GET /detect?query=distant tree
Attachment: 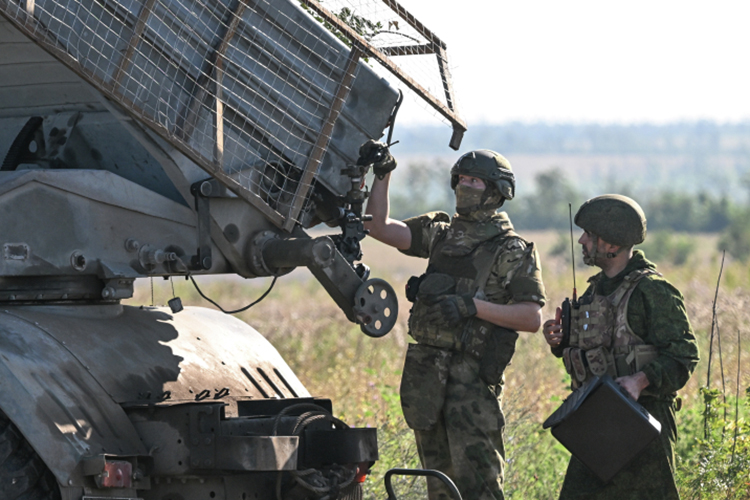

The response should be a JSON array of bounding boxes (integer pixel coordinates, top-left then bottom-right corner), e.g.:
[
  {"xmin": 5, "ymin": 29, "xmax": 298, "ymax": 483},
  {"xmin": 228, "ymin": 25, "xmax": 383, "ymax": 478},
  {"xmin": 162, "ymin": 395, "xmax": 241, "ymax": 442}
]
[
  {"xmin": 388, "ymin": 158, "xmax": 454, "ymax": 220},
  {"xmin": 509, "ymin": 167, "xmax": 584, "ymax": 231},
  {"xmin": 719, "ymin": 209, "xmax": 750, "ymax": 262},
  {"xmin": 385, "ymin": 163, "xmax": 741, "ymax": 235},
  {"xmin": 645, "ymin": 192, "xmax": 733, "ymax": 233},
  {"xmin": 719, "ymin": 177, "xmax": 750, "ymax": 261},
  {"xmin": 636, "ymin": 231, "xmax": 696, "ymax": 266}
]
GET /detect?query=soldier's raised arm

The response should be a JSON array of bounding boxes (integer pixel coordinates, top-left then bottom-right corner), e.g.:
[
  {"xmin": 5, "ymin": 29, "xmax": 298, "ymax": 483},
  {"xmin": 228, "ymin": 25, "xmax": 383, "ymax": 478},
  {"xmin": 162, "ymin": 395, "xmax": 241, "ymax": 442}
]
[{"xmin": 361, "ymin": 140, "xmax": 411, "ymax": 250}]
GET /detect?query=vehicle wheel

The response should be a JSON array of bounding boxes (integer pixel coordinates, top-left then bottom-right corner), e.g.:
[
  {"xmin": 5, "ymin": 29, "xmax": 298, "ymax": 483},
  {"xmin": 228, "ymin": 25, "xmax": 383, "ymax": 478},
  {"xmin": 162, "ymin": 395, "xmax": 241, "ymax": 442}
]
[{"xmin": 0, "ymin": 411, "xmax": 61, "ymax": 500}]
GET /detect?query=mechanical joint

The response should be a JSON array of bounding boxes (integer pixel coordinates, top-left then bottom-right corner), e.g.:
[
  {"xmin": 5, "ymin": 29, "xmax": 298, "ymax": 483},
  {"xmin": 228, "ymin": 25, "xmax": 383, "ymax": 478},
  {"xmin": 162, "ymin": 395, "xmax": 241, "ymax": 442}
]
[
  {"xmin": 138, "ymin": 245, "xmax": 179, "ymax": 272},
  {"xmin": 247, "ymin": 232, "xmax": 335, "ymax": 276}
]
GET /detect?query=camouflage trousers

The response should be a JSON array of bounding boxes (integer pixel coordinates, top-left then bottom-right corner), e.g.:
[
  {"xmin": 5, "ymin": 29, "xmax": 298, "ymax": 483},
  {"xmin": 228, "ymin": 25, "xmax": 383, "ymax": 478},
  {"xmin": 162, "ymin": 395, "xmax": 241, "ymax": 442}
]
[
  {"xmin": 558, "ymin": 398, "xmax": 679, "ymax": 500},
  {"xmin": 411, "ymin": 353, "xmax": 506, "ymax": 500}
]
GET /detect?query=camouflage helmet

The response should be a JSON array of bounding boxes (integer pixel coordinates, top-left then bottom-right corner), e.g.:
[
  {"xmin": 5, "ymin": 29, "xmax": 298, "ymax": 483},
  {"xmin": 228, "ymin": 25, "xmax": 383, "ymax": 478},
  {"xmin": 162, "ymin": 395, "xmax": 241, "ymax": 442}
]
[
  {"xmin": 575, "ymin": 194, "xmax": 647, "ymax": 247},
  {"xmin": 450, "ymin": 150, "xmax": 515, "ymax": 200}
]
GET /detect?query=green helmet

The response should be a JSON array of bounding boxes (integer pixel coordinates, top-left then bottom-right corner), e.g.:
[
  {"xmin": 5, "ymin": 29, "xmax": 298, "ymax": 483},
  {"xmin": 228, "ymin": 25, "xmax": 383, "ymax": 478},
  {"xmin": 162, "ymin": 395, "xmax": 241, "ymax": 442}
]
[
  {"xmin": 450, "ymin": 150, "xmax": 515, "ymax": 200},
  {"xmin": 575, "ymin": 194, "xmax": 647, "ymax": 247}
]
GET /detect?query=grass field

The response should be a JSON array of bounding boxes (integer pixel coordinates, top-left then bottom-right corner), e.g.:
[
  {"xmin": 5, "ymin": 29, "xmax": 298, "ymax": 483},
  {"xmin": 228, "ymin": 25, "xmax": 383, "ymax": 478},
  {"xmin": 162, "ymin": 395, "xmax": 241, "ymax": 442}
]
[{"xmin": 126, "ymin": 230, "xmax": 750, "ymax": 499}]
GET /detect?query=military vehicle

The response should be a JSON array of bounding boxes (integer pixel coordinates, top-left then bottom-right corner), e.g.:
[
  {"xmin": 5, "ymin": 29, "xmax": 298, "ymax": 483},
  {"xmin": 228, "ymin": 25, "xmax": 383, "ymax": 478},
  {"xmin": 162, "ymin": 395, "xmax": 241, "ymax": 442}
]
[{"xmin": 0, "ymin": 0, "xmax": 465, "ymax": 498}]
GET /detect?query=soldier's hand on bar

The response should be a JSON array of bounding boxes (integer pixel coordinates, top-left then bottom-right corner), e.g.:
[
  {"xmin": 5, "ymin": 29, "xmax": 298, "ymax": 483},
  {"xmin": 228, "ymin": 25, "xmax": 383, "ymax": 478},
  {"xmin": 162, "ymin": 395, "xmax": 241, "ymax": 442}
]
[
  {"xmin": 357, "ymin": 139, "xmax": 396, "ymax": 179},
  {"xmin": 543, "ymin": 306, "xmax": 563, "ymax": 347},
  {"xmin": 615, "ymin": 372, "xmax": 650, "ymax": 401}
]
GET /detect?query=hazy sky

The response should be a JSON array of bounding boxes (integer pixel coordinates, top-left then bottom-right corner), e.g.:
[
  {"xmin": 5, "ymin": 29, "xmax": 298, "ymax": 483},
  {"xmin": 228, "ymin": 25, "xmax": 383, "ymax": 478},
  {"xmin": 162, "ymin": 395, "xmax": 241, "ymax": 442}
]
[{"xmin": 394, "ymin": 0, "xmax": 750, "ymax": 126}]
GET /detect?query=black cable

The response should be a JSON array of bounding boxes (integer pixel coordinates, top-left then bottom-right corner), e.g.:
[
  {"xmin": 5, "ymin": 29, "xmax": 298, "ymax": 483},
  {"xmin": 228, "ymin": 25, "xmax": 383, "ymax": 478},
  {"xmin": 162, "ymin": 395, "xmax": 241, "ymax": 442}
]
[
  {"xmin": 386, "ymin": 90, "xmax": 403, "ymax": 146},
  {"xmin": 188, "ymin": 274, "xmax": 278, "ymax": 314}
]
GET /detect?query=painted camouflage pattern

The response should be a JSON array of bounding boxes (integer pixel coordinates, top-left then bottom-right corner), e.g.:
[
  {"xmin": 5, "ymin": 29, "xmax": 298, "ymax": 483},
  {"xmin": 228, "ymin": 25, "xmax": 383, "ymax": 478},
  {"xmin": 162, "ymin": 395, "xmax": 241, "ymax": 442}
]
[
  {"xmin": 556, "ymin": 250, "xmax": 699, "ymax": 499},
  {"xmin": 399, "ymin": 211, "xmax": 546, "ymax": 500}
]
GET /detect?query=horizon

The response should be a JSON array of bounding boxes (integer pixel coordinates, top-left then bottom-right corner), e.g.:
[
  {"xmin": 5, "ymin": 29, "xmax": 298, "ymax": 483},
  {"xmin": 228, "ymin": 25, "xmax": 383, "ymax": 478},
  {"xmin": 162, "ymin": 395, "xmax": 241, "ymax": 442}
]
[{"xmin": 397, "ymin": 119, "xmax": 750, "ymax": 129}]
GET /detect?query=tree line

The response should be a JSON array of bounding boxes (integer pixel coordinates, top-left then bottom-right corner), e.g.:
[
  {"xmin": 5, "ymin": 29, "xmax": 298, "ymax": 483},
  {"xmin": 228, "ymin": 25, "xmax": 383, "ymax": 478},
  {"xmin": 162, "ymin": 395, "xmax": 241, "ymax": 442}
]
[
  {"xmin": 387, "ymin": 163, "xmax": 750, "ymax": 261},
  {"xmin": 398, "ymin": 122, "xmax": 750, "ymax": 156}
]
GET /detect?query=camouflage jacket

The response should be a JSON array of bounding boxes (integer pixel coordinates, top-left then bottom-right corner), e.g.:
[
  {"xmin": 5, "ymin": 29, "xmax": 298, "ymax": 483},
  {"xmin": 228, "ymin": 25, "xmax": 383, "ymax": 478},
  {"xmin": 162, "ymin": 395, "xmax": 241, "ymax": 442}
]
[
  {"xmin": 563, "ymin": 250, "xmax": 699, "ymax": 397},
  {"xmin": 400, "ymin": 211, "xmax": 546, "ymax": 308}
]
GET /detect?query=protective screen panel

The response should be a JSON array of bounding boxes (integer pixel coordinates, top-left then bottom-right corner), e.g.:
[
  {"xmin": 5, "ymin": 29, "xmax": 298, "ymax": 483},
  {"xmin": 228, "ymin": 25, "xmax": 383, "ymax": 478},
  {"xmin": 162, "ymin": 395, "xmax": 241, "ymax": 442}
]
[
  {"xmin": 0, "ymin": 0, "xmax": 464, "ymax": 230},
  {"xmin": 0, "ymin": 1, "xmax": 390, "ymax": 227}
]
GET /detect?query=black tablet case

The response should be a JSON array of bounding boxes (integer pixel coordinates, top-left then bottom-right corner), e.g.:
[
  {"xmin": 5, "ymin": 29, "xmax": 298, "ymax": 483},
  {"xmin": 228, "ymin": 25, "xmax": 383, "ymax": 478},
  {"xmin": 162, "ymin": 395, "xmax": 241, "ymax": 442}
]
[{"xmin": 543, "ymin": 375, "xmax": 662, "ymax": 482}]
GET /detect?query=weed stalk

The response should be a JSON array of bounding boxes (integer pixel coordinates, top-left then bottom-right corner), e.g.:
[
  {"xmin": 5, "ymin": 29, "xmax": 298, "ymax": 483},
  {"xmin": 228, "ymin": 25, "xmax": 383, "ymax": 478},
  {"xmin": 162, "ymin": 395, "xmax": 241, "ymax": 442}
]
[
  {"xmin": 704, "ymin": 250, "xmax": 725, "ymax": 440},
  {"xmin": 731, "ymin": 329, "xmax": 740, "ymax": 464}
]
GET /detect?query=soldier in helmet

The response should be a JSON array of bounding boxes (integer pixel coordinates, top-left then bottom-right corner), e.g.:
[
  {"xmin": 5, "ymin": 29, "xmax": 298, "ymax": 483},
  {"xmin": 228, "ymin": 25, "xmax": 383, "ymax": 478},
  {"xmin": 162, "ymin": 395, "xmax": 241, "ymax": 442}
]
[
  {"xmin": 543, "ymin": 195, "xmax": 699, "ymax": 500},
  {"xmin": 362, "ymin": 141, "xmax": 546, "ymax": 500}
]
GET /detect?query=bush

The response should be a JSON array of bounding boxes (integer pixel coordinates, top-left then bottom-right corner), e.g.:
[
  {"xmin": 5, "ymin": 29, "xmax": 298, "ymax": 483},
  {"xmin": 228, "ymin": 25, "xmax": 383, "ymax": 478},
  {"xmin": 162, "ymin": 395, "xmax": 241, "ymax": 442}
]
[
  {"xmin": 389, "ymin": 159, "xmax": 455, "ymax": 220},
  {"xmin": 676, "ymin": 388, "xmax": 750, "ymax": 500},
  {"xmin": 719, "ymin": 209, "xmax": 750, "ymax": 262},
  {"xmin": 637, "ymin": 231, "xmax": 697, "ymax": 266},
  {"xmin": 510, "ymin": 168, "xmax": 584, "ymax": 231},
  {"xmin": 646, "ymin": 192, "xmax": 733, "ymax": 233}
]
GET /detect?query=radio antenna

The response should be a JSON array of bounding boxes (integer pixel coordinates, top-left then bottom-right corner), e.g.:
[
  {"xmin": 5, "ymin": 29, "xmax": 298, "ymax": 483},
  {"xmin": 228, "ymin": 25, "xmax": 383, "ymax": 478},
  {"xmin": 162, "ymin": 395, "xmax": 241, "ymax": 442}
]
[{"xmin": 568, "ymin": 203, "xmax": 578, "ymax": 302}]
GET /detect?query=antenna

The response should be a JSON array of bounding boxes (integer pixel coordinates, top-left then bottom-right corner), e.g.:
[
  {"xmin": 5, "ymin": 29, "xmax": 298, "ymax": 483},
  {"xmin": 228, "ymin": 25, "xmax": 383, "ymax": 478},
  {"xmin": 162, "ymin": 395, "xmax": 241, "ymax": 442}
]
[
  {"xmin": 559, "ymin": 203, "xmax": 578, "ymax": 350},
  {"xmin": 568, "ymin": 203, "xmax": 578, "ymax": 302}
]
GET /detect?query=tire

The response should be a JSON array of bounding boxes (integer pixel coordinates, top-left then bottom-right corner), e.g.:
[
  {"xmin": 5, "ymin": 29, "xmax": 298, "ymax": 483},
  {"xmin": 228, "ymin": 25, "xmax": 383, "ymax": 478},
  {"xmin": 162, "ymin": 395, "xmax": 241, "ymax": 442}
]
[{"xmin": 0, "ymin": 411, "xmax": 61, "ymax": 500}]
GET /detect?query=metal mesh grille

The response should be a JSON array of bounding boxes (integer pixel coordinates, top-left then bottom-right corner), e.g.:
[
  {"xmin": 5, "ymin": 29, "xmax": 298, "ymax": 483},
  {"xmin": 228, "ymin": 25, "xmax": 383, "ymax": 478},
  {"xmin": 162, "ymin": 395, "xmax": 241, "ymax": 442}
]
[
  {"xmin": 299, "ymin": 0, "xmax": 460, "ymax": 122},
  {"xmin": 0, "ymin": 0, "xmax": 463, "ymax": 229}
]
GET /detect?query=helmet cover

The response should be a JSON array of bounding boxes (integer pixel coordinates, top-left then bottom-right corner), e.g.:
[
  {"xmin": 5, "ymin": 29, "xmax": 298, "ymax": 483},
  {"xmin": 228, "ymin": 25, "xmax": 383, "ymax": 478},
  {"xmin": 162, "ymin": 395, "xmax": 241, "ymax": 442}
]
[
  {"xmin": 574, "ymin": 194, "xmax": 647, "ymax": 247},
  {"xmin": 450, "ymin": 150, "xmax": 515, "ymax": 200}
]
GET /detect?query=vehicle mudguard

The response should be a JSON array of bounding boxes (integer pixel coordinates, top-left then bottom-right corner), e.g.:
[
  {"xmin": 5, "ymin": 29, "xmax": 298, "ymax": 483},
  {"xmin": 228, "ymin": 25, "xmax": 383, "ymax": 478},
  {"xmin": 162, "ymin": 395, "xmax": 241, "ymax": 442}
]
[
  {"xmin": 0, "ymin": 307, "xmax": 147, "ymax": 488},
  {"xmin": 0, "ymin": 304, "xmax": 309, "ymax": 488}
]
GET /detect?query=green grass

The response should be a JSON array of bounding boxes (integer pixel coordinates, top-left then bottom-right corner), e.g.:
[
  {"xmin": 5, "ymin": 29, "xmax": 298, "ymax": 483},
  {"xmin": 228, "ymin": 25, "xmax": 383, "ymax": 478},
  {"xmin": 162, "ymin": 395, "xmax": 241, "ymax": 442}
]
[{"xmin": 126, "ymin": 231, "xmax": 750, "ymax": 499}]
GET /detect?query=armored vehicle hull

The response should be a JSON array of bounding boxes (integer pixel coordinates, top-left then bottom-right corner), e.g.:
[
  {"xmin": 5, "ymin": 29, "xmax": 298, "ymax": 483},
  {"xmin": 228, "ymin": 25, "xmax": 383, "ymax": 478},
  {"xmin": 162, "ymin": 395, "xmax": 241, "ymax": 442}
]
[{"xmin": 0, "ymin": 304, "xmax": 375, "ymax": 499}]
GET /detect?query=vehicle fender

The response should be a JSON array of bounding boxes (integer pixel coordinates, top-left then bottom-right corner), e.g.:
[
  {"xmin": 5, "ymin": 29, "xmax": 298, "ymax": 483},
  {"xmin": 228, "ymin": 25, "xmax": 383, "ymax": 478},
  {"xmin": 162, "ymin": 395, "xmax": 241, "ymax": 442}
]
[
  {"xmin": 0, "ymin": 303, "xmax": 310, "ymax": 487},
  {"xmin": 0, "ymin": 308, "xmax": 148, "ymax": 488}
]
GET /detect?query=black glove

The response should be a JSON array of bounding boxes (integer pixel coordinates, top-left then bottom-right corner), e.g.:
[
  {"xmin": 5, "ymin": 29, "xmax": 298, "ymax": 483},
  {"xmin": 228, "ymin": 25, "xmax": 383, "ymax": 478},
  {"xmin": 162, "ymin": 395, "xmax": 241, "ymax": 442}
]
[
  {"xmin": 357, "ymin": 139, "xmax": 397, "ymax": 179},
  {"xmin": 425, "ymin": 294, "xmax": 477, "ymax": 327}
]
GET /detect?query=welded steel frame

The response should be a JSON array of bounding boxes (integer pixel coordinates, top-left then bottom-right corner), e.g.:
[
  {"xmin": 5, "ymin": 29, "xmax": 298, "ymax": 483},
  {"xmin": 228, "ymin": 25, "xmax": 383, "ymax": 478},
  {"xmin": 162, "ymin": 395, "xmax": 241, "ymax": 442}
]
[
  {"xmin": 0, "ymin": 0, "xmax": 466, "ymax": 231},
  {"xmin": 283, "ymin": 46, "xmax": 362, "ymax": 232},
  {"xmin": 0, "ymin": 0, "xmax": 287, "ymax": 226},
  {"xmin": 301, "ymin": 0, "xmax": 466, "ymax": 149}
]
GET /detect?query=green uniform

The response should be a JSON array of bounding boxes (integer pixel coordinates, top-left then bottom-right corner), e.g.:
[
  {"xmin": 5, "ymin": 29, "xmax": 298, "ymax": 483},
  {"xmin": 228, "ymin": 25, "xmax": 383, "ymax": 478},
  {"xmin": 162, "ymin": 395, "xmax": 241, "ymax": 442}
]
[
  {"xmin": 554, "ymin": 250, "xmax": 699, "ymax": 500},
  {"xmin": 399, "ymin": 211, "xmax": 546, "ymax": 500}
]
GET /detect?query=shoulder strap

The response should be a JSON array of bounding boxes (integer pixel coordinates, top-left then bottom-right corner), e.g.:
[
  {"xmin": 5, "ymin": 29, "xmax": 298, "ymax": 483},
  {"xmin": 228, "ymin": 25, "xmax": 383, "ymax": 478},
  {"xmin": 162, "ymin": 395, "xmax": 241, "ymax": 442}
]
[
  {"xmin": 475, "ymin": 232, "xmax": 520, "ymax": 296},
  {"xmin": 609, "ymin": 268, "xmax": 660, "ymax": 307},
  {"xmin": 612, "ymin": 268, "xmax": 661, "ymax": 345},
  {"xmin": 428, "ymin": 224, "xmax": 450, "ymax": 256}
]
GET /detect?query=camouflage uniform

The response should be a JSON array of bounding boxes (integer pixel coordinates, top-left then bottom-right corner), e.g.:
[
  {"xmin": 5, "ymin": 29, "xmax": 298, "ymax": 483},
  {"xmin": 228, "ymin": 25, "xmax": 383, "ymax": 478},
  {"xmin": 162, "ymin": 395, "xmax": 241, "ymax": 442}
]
[
  {"xmin": 553, "ymin": 250, "xmax": 699, "ymax": 500},
  {"xmin": 399, "ymin": 210, "xmax": 546, "ymax": 500}
]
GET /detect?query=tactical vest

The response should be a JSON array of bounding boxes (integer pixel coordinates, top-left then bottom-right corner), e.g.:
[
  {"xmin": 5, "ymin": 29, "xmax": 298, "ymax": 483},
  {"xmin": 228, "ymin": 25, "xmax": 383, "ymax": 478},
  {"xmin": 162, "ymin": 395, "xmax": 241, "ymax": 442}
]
[
  {"xmin": 563, "ymin": 268, "xmax": 661, "ymax": 389},
  {"xmin": 408, "ymin": 227, "xmax": 518, "ymax": 360}
]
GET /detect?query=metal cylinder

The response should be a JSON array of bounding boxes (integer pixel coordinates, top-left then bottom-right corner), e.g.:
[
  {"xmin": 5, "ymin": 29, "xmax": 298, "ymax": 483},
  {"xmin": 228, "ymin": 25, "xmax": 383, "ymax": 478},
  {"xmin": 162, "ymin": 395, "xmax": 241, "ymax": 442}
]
[{"xmin": 261, "ymin": 236, "xmax": 336, "ymax": 271}]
